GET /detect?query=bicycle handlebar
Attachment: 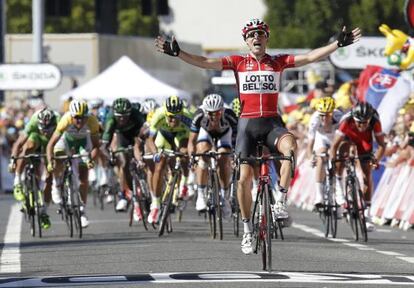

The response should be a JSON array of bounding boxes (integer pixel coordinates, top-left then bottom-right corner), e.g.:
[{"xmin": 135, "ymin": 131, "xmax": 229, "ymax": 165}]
[
  {"xmin": 14, "ymin": 153, "xmax": 46, "ymax": 160},
  {"xmin": 52, "ymin": 153, "xmax": 90, "ymax": 160}
]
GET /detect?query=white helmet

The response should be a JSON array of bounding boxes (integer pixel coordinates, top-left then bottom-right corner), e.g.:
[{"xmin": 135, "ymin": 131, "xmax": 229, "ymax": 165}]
[
  {"xmin": 142, "ymin": 98, "xmax": 159, "ymax": 113},
  {"xmin": 203, "ymin": 94, "xmax": 224, "ymax": 112}
]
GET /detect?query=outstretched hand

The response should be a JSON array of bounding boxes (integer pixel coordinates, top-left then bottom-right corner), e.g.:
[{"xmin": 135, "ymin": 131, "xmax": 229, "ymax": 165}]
[
  {"xmin": 155, "ymin": 36, "xmax": 181, "ymax": 57},
  {"xmin": 336, "ymin": 26, "xmax": 362, "ymax": 47}
]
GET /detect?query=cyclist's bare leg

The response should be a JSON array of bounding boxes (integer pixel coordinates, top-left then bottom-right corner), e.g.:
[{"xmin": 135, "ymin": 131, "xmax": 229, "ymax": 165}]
[
  {"xmin": 78, "ymin": 165, "xmax": 89, "ymax": 204},
  {"xmin": 314, "ymin": 147, "xmax": 328, "ymax": 206},
  {"xmin": 178, "ymin": 139, "xmax": 189, "ymax": 177},
  {"xmin": 359, "ymin": 161, "xmax": 372, "ymax": 203},
  {"xmin": 153, "ymin": 157, "xmax": 167, "ymax": 198},
  {"xmin": 237, "ymin": 164, "xmax": 254, "ymax": 220},
  {"xmin": 195, "ymin": 141, "xmax": 211, "ymax": 185},
  {"xmin": 276, "ymin": 133, "xmax": 297, "ymax": 190},
  {"xmin": 217, "ymin": 147, "xmax": 232, "ymax": 191}
]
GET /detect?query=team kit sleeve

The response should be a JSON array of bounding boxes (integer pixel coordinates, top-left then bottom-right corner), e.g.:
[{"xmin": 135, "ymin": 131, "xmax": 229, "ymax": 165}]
[
  {"xmin": 221, "ymin": 55, "xmax": 244, "ymax": 70},
  {"xmin": 274, "ymin": 54, "xmax": 296, "ymax": 69},
  {"xmin": 101, "ymin": 113, "xmax": 116, "ymax": 143},
  {"xmin": 87, "ymin": 116, "xmax": 101, "ymax": 137},
  {"xmin": 24, "ymin": 113, "xmax": 39, "ymax": 135},
  {"xmin": 307, "ymin": 112, "xmax": 319, "ymax": 139},
  {"xmin": 190, "ymin": 108, "xmax": 204, "ymax": 133},
  {"xmin": 149, "ymin": 108, "xmax": 164, "ymax": 136},
  {"xmin": 55, "ymin": 112, "xmax": 72, "ymax": 135}
]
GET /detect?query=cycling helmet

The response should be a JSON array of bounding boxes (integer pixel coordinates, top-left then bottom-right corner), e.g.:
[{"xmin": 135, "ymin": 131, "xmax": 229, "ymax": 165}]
[
  {"xmin": 352, "ymin": 102, "xmax": 374, "ymax": 122},
  {"xmin": 88, "ymin": 98, "xmax": 104, "ymax": 109},
  {"xmin": 113, "ymin": 98, "xmax": 132, "ymax": 116},
  {"xmin": 203, "ymin": 94, "xmax": 224, "ymax": 112},
  {"xmin": 69, "ymin": 100, "xmax": 89, "ymax": 117},
  {"xmin": 142, "ymin": 98, "xmax": 159, "ymax": 113},
  {"xmin": 231, "ymin": 98, "xmax": 241, "ymax": 116},
  {"xmin": 316, "ymin": 97, "xmax": 335, "ymax": 114},
  {"xmin": 164, "ymin": 95, "xmax": 183, "ymax": 116},
  {"xmin": 242, "ymin": 18, "xmax": 270, "ymax": 39},
  {"xmin": 37, "ymin": 107, "xmax": 56, "ymax": 129}
]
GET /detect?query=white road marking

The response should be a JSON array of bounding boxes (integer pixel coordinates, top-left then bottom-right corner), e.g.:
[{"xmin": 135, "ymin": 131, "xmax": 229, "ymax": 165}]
[
  {"xmin": 377, "ymin": 251, "xmax": 404, "ymax": 256},
  {"xmin": 0, "ymin": 204, "xmax": 22, "ymax": 273},
  {"xmin": 397, "ymin": 257, "xmax": 414, "ymax": 264},
  {"xmin": 292, "ymin": 222, "xmax": 414, "ymax": 266}
]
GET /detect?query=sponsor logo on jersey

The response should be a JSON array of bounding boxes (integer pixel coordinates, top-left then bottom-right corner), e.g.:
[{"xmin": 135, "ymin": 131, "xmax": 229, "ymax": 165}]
[{"xmin": 238, "ymin": 71, "xmax": 280, "ymax": 93}]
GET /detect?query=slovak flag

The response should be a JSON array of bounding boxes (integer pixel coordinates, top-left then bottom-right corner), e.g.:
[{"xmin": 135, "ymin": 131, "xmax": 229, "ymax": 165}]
[{"xmin": 356, "ymin": 65, "xmax": 411, "ymax": 134}]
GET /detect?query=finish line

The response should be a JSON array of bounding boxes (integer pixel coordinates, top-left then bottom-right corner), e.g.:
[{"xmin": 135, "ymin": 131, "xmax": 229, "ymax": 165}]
[{"xmin": 1, "ymin": 271, "xmax": 414, "ymax": 287}]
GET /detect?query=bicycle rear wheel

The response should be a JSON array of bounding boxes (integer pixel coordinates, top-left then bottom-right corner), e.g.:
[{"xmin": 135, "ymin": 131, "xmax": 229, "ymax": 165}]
[{"xmin": 158, "ymin": 174, "xmax": 178, "ymax": 237}]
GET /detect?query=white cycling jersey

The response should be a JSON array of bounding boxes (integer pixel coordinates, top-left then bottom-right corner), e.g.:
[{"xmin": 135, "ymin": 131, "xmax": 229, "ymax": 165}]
[{"xmin": 308, "ymin": 109, "xmax": 343, "ymax": 151}]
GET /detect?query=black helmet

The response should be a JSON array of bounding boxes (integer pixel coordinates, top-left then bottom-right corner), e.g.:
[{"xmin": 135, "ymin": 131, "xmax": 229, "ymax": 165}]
[
  {"xmin": 164, "ymin": 95, "xmax": 183, "ymax": 116},
  {"xmin": 352, "ymin": 102, "xmax": 374, "ymax": 122},
  {"xmin": 113, "ymin": 98, "xmax": 132, "ymax": 116}
]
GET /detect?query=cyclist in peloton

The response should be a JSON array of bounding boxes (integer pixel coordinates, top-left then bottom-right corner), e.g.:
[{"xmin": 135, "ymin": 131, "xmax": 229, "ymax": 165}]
[
  {"xmin": 188, "ymin": 94, "xmax": 238, "ymax": 216},
  {"xmin": 101, "ymin": 98, "xmax": 146, "ymax": 216},
  {"xmin": 329, "ymin": 102, "xmax": 386, "ymax": 231},
  {"xmin": 155, "ymin": 18, "xmax": 361, "ymax": 254},
  {"xmin": 307, "ymin": 97, "xmax": 344, "ymax": 210},
  {"xmin": 147, "ymin": 96, "xmax": 193, "ymax": 224},
  {"xmin": 9, "ymin": 107, "xmax": 60, "ymax": 229},
  {"xmin": 46, "ymin": 100, "xmax": 100, "ymax": 228}
]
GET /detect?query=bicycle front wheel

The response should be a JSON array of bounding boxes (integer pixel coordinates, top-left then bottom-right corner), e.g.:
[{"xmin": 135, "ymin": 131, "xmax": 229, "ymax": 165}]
[
  {"xmin": 212, "ymin": 172, "xmax": 223, "ymax": 240},
  {"xmin": 357, "ymin": 189, "xmax": 368, "ymax": 242},
  {"xmin": 158, "ymin": 174, "xmax": 178, "ymax": 237}
]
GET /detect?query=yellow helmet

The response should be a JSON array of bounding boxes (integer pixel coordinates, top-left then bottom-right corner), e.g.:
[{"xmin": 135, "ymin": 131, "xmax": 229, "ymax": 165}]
[
  {"xmin": 69, "ymin": 100, "xmax": 89, "ymax": 117},
  {"xmin": 316, "ymin": 97, "xmax": 335, "ymax": 113}
]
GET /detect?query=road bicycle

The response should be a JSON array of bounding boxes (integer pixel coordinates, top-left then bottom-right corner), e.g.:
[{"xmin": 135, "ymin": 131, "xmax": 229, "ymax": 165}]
[
  {"xmin": 336, "ymin": 155, "xmax": 370, "ymax": 242},
  {"xmin": 242, "ymin": 143, "xmax": 295, "ymax": 271},
  {"xmin": 314, "ymin": 152, "xmax": 338, "ymax": 238},
  {"xmin": 16, "ymin": 154, "xmax": 46, "ymax": 238},
  {"xmin": 53, "ymin": 153, "xmax": 86, "ymax": 238},
  {"xmin": 192, "ymin": 150, "xmax": 233, "ymax": 240},
  {"xmin": 156, "ymin": 149, "xmax": 187, "ymax": 237},
  {"xmin": 110, "ymin": 146, "xmax": 151, "ymax": 230}
]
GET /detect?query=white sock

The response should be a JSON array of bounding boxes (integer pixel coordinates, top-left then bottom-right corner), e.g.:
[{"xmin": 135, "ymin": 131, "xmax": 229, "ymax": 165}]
[
  {"xmin": 14, "ymin": 174, "xmax": 22, "ymax": 186},
  {"xmin": 242, "ymin": 218, "xmax": 252, "ymax": 234}
]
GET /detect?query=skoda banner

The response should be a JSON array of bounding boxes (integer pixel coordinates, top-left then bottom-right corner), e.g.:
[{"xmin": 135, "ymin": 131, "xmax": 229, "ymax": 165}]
[
  {"xmin": 0, "ymin": 63, "xmax": 62, "ymax": 90},
  {"xmin": 329, "ymin": 37, "xmax": 390, "ymax": 69}
]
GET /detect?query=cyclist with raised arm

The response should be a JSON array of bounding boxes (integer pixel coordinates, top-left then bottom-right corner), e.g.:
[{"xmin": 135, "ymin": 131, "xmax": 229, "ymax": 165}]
[
  {"xmin": 147, "ymin": 96, "xmax": 193, "ymax": 224},
  {"xmin": 188, "ymin": 94, "xmax": 237, "ymax": 216},
  {"xmin": 46, "ymin": 100, "xmax": 100, "ymax": 228},
  {"xmin": 9, "ymin": 107, "xmax": 60, "ymax": 229},
  {"xmin": 329, "ymin": 102, "xmax": 386, "ymax": 231},
  {"xmin": 307, "ymin": 97, "xmax": 344, "ymax": 209},
  {"xmin": 101, "ymin": 98, "xmax": 146, "ymax": 215},
  {"xmin": 155, "ymin": 18, "xmax": 361, "ymax": 254}
]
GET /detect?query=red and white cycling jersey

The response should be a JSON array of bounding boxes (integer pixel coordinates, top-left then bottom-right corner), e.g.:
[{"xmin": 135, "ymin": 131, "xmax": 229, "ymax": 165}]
[
  {"xmin": 337, "ymin": 114, "xmax": 384, "ymax": 154},
  {"xmin": 221, "ymin": 54, "xmax": 295, "ymax": 118}
]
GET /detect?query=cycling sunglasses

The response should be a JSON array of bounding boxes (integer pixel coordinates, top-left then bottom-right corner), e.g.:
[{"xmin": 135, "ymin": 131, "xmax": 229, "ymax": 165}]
[{"xmin": 245, "ymin": 30, "xmax": 267, "ymax": 39}]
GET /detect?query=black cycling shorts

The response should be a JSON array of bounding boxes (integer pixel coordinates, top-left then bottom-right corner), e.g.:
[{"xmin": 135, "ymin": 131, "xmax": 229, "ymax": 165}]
[{"xmin": 235, "ymin": 116, "xmax": 288, "ymax": 160}]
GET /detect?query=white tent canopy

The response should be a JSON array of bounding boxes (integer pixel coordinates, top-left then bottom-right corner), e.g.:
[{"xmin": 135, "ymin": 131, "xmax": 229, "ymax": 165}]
[{"xmin": 61, "ymin": 56, "xmax": 191, "ymax": 105}]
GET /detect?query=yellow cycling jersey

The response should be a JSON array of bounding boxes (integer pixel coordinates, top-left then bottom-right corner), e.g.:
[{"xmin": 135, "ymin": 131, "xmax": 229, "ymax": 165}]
[
  {"xmin": 149, "ymin": 106, "xmax": 193, "ymax": 136},
  {"xmin": 56, "ymin": 112, "xmax": 100, "ymax": 140}
]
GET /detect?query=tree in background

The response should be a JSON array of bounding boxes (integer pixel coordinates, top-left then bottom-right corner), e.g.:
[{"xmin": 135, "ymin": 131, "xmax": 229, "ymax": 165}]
[
  {"xmin": 7, "ymin": 0, "xmax": 158, "ymax": 36},
  {"xmin": 264, "ymin": 0, "xmax": 407, "ymax": 48}
]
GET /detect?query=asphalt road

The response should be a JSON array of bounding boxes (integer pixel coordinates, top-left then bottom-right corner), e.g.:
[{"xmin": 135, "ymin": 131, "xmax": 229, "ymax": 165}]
[{"xmin": 0, "ymin": 192, "xmax": 413, "ymax": 288}]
